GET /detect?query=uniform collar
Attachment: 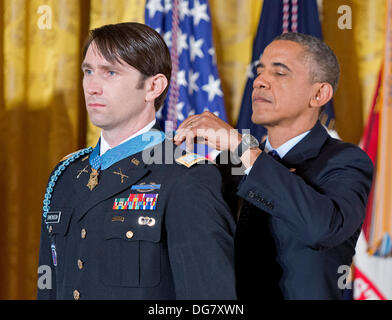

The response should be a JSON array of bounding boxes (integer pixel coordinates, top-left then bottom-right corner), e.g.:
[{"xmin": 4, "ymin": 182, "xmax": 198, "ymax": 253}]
[{"xmin": 100, "ymin": 119, "xmax": 157, "ymax": 156}]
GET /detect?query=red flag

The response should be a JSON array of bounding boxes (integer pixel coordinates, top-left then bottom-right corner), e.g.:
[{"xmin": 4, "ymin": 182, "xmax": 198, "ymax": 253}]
[{"xmin": 353, "ymin": 0, "xmax": 392, "ymax": 300}]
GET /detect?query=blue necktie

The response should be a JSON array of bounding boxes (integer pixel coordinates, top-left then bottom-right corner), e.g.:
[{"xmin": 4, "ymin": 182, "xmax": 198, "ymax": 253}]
[{"xmin": 268, "ymin": 150, "xmax": 281, "ymax": 161}]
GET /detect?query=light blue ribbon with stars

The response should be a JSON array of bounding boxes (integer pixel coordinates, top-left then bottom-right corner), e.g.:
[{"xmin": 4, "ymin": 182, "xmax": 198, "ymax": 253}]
[{"xmin": 89, "ymin": 130, "xmax": 166, "ymax": 170}]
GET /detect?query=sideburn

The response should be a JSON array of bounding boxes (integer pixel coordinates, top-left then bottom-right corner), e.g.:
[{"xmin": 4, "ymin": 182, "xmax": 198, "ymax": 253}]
[{"xmin": 136, "ymin": 74, "xmax": 148, "ymax": 90}]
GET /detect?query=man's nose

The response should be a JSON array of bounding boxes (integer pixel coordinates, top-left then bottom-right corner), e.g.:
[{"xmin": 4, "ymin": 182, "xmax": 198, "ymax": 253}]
[
  {"xmin": 85, "ymin": 77, "xmax": 103, "ymax": 96},
  {"xmin": 253, "ymin": 72, "xmax": 270, "ymax": 90}
]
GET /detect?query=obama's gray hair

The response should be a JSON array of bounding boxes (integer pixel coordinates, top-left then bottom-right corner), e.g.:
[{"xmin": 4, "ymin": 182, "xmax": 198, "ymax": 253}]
[{"xmin": 274, "ymin": 32, "xmax": 340, "ymax": 93}]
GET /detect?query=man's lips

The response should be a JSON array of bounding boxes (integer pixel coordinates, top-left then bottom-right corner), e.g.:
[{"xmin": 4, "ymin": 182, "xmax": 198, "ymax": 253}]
[
  {"xmin": 88, "ymin": 103, "xmax": 106, "ymax": 107},
  {"xmin": 253, "ymin": 96, "xmax": 272, "ymax": 103}
]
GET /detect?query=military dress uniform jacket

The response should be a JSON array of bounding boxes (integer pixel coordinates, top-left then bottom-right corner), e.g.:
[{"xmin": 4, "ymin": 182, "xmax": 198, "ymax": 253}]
[
  {"xmin": 221, "ymin": 121, "xmax": 373, "ymax": 300},
  {"xmin": 37, "ymin": 136, "xmax": 237, "ymax": 300}
]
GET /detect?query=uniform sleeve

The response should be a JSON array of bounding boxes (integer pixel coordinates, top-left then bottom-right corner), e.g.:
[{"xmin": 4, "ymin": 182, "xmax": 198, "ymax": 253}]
[
  {"xmin": 237, "ymin": 146, "xmax": 374, "ymax": 249},
  {"xmin": 37, "ymin": 164, "xmax": 61, "ymax": 300},
  {"xmin": 37, "ymin": 216, "xmax": 57, "ymax": 300},
  {"xmin": 165, "ymin": 164, "xmax": 237, "ymax": 299}
]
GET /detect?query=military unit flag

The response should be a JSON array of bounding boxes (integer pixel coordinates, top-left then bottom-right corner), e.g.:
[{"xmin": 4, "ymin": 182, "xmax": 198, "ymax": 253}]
[{"xmin": 353, "ymin": 0, "xmax": 392, "ymax": 300}]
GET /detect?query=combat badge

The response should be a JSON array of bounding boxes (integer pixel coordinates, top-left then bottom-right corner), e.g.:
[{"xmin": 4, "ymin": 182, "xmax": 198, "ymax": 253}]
[{"xmin": 131, "ymin": 182, "xmax": 161, "ymax": 192}]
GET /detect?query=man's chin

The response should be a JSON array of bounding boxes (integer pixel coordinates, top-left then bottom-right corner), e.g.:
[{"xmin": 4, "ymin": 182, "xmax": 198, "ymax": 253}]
[
  {"xmin": 88, "ymin": 118, "xmax": 107, "ymax": 129},
  {"xmin": 87, "ymin": 112, "xmax": 107, "ymax": 128},
  {"xmin": 251, "ymin": 114, "xmax": 265, "ymax": 126}
]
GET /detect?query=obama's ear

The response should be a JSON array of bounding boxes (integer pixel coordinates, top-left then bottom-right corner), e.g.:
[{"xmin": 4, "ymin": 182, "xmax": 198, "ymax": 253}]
[{"xmin": 310, "ymin": 82, "xmax": 333, "ymax": 109}]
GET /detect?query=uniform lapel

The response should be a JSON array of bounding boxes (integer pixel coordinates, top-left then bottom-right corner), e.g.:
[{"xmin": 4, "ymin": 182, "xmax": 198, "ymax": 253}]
[
  {"xmin": 73, "ymin": 121, "xmax": 165, "ymax": 221},
  {"xmin": 75, "ymin": 151, "xmax": 150, "ymax": 222},
  {"xmin": 71, "ymin": 154, "xmax": 94, "ymax": 200}
]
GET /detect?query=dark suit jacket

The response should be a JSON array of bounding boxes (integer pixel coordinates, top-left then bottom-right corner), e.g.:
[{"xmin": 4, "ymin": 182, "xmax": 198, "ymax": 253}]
[
  {"xmin": 220, "ymin": 121, "xmax": 373, "ymax": 300},
  {"xmin": 37, "ymin": 132, "xmax": 237, "ymax": 300}
]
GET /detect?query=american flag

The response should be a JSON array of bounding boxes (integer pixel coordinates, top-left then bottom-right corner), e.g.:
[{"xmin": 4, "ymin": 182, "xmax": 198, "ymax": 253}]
[{"xmin": 145, "ymin": 0, "xmax": 227, "ymax": 132}]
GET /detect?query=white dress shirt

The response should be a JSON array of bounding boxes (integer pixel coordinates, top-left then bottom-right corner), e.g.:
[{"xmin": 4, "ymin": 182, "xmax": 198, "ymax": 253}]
[
  {"xmin": 244, "ymin": 130, "xmax": 310, "ymax": 175},
  {"xmin": 100, "ymin": 119, "xmax": 157, "ymax": 156}
]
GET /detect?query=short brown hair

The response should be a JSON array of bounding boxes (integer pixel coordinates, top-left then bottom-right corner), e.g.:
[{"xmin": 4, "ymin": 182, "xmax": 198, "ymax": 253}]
[{"xmin": 83, "ymin": 22, "xmax": 172, "ymax": 111}]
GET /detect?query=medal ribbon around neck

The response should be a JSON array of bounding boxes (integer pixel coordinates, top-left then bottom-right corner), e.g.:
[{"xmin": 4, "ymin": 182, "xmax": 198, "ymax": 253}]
[{"xmin": 89, "ymin": 130, "xmax": 166, "ymax": 171}]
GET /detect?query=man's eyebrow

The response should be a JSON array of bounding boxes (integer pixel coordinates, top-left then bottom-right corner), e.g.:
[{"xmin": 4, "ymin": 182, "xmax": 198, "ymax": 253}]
[
  {"xmin": 255, "ymin": 62, "xmax": 292, "ymax": 73},
  {"xmin": 255, "ymin": 62, "xmax": 264, "ymax": 69},
  {"xmin": 81, "ymin": 62, "xmax": 120, "ymax": 70},
  {"xmin": 272, "ymin": 62, "xmax": 292, "ymax": 72},
  {"xmin": 81, "ymin": 62, "xmax": 91, "ymax": 70}
]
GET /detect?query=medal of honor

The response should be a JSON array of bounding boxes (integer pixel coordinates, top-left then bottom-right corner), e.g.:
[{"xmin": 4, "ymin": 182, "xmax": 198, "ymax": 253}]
[
  {"xmin": 87, "ymin": 168, "xmax": 99, "ymax": 191},
  {"xmin": 86, "ymin": 132, "xmax": 165, "ymax": 192}
]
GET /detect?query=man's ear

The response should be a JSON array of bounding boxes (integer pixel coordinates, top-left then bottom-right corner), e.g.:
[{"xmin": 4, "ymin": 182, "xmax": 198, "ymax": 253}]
[
  {"xmin": 310, "ymin": 82, "xmax": 333, "ymax": 108},
  {"xmin": 145, "ymin": 74, "xmax": 168, "ymax": 102}
]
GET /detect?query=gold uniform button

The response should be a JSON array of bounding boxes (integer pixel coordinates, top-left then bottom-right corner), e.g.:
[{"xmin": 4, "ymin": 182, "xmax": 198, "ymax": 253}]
[
  {"xmin": 81, "ymin": 229, "xmax": 87, "ymax": 239},
  {"xmin": 126, "ymin": 231, "xmax": 134, "ymax": 239},
  {"xmin": 73, "ymin": 290, "xmax": 80, "ymax": 300},
  {"xmin": 48, "ymin": 225, "xmax": 53, "ymax": 233},
  {"xmin": 77, "ymin": 259, "xmax": 84, "ymax": 270}
]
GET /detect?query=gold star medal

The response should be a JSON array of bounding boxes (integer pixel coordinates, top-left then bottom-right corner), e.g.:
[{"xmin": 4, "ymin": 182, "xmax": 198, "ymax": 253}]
[{"xmin": 87, "ymin": 168, "xmax": 99, "ymax": 191}]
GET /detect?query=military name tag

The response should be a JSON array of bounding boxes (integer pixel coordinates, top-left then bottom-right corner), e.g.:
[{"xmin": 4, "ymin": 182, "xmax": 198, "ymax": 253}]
[
  {"xmin": 45, "ymin": 211, "xmax": 61, "ymax": 224},
  {"xmin": 113, "ymin": 193, "xmax": 159, "ymax": 211}
]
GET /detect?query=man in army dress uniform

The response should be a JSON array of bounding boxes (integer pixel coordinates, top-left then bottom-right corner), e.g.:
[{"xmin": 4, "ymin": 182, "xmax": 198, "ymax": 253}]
[{"xmin": 37, "ymin": 22, "xmax": 237, "ymax": 300}]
